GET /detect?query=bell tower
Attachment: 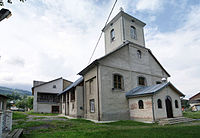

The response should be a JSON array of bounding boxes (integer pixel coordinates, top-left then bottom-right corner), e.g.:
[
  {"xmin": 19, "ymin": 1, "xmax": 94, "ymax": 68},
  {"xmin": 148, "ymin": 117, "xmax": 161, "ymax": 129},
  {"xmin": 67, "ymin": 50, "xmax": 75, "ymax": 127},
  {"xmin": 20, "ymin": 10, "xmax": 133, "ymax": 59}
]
[{"xmin": 102, "ymin": 10, "xmax": 146, "ymax": 54}]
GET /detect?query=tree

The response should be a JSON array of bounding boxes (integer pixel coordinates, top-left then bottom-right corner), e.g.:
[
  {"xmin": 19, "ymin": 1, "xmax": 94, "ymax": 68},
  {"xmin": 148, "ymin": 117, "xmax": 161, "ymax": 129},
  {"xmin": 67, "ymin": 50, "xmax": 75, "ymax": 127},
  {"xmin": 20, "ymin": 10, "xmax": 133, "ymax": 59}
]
[
  {"xmin": 0, "ymin": 0, "xmax": 26, "ymax": 21},
  {"xmin": 0, "ymin": 0, "xmax": 26, "ymax": 6}
]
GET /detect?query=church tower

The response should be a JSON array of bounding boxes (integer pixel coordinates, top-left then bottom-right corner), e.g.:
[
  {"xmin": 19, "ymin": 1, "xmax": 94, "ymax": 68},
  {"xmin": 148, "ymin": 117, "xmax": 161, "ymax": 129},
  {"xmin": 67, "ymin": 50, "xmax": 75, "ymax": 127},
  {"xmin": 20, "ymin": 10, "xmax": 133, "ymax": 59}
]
[{"xmin": 102, "ymin": 10, "xmax": 146, "ymax": 54}]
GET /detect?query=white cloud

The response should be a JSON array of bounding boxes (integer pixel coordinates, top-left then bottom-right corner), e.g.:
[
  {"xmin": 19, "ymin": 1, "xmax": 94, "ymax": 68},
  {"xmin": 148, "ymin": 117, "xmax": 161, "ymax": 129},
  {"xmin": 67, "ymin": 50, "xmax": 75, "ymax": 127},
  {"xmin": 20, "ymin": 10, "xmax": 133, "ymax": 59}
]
[
  {"xmin": 136, "ymin": 0, "xmax": 163, "ymax": 11},
  {"xmin": 145, "ymin": 5, "xmax": 200, "ymax": 98}
]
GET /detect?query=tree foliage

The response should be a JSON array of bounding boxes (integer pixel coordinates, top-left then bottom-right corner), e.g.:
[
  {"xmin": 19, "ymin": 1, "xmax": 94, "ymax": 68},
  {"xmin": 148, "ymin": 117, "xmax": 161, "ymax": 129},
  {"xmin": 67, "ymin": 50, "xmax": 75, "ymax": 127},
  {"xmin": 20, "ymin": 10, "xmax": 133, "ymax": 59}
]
[{"xmin": 0, "ymin": 0, "xmax": 26, "ymax": 6}]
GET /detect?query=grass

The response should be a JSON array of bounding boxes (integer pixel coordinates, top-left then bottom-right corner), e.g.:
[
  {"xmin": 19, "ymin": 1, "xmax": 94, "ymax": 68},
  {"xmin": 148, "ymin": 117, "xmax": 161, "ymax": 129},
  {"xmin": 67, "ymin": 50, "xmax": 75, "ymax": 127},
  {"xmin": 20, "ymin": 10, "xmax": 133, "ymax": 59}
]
[
  {"xmin": 26, "ymin": 111, "xmax": 59, "ymax": 116},
  {"xmin": 11, "ymin": 111, "xmax": 200, "ymax": 138},
  {"xmin": 33, "ymin": 117, "xmax": 46, "ymax": 120},
  {"xmin": 13, "ymin": 111, "xmax": 28, "ymax": 120},
  {"xmin": 183, "ymin": 111, "xmax": 200, "ymax": 119}
]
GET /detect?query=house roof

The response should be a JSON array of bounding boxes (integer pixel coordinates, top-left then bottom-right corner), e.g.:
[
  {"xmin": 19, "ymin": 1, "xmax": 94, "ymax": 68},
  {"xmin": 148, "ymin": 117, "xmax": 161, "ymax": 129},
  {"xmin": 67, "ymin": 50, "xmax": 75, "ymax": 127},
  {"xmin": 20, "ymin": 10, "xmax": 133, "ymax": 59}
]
[
  {"xmin": 78, "ymin": 41, "xmax": 170, "ymax": 77},
  {"xmin": 32, "ymin": 77, "xmax": 72, "ymax": 89},
  {"xmin": 189, "ymin": 92, "xmax": 200, "ymax": 101},
  {"xmin": 58, "ymin": 77, "xmax": 83, "ymax": 96},
  {"xmin": 0, "ymin": 94, "xmax": 9, "ymax": 99},
  {"xmin": 125, "ymin": 82, "xmax": 185, "ymax": 98}
]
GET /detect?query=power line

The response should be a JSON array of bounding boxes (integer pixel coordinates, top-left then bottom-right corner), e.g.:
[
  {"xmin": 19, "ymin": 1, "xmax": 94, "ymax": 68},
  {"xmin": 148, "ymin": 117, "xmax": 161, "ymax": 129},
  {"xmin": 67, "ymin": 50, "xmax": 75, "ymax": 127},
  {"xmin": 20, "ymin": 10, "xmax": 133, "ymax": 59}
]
[{"xmin": 88, "ymin": 0, "xmax": 118, "ymax": 64}]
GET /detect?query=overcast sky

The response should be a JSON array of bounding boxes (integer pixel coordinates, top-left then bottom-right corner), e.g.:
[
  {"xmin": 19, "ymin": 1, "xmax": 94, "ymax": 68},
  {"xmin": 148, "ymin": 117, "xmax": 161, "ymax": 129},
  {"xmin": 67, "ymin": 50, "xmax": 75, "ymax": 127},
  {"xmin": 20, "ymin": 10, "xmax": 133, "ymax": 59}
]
[{"xmin": 0, "ymin": 0, "xmax": 200, "ymax": 98}]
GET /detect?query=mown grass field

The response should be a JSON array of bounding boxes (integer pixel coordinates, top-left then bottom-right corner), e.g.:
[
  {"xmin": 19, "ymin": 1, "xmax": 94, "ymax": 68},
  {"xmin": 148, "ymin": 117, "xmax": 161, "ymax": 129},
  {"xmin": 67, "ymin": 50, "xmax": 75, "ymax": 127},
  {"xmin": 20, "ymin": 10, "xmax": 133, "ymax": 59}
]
[{"xmin": 13, "ymin": 111, "xmax": 200, "ymax": 138}]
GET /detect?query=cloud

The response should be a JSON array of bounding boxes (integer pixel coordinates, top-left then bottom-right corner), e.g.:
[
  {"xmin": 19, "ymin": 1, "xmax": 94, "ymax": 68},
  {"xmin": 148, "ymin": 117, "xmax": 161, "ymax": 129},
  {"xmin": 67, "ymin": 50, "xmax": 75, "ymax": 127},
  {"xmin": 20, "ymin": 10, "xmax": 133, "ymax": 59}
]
[
  {"xmin": 145, "ymin": 5, "xmax": 200, "ymax": 98},
  {"xmin": 136, "ymin": 0, "xmax": 163, "ymax": 11},
  {"xmin": 7, "ymin": 57, "xmax": 25, "ymax": 67}
]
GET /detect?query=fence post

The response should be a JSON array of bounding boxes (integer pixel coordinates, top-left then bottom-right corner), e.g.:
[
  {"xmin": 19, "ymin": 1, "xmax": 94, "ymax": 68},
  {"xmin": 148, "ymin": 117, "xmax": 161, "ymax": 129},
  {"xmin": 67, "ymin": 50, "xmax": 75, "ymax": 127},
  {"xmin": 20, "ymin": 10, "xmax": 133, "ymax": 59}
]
[{"xmin": 0, "ymin": 112, "xmax": 3, "ymax": 138}]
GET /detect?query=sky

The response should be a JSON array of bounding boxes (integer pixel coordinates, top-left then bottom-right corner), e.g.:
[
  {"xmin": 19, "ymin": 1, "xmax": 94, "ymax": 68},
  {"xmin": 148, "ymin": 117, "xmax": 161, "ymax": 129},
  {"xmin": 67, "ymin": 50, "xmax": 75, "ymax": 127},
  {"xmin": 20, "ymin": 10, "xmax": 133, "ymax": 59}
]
[{"xmin": 0, "ymin": 0, "xmax": 200, "ymax": 98}]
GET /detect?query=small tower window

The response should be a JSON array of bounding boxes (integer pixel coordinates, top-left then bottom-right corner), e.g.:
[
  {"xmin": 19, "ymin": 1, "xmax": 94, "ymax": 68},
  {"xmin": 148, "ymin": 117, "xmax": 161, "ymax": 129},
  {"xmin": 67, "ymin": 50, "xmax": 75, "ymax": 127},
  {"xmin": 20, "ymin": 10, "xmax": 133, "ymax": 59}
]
[
  {"xmin": 110, "ymin": 29, "xmax": 115, "ymax": 42},
  {"xmin": 138, "ymin": 100, "xmax": 144, "ymax": 109},
  {"xmin": 175, "ymin": 100, "xmax": 179, "ymax": 108},
  {"xmin": 138, "ymin": 76, "xmax": 146, "ymax": 86},
  {"xmin": 157, "ymin": 99, "xmax": 162, "ymax": 108},
  {"xmin": 90, "ymin": 99, "xmax": 95, "ymax": 113},
  {"xmin": 130, "ymin": 26, "xmax": 137, "ymax": 39},
  {"xmin": 156, "ymin": 81, "xmax": 161, "ymax": 84},
  {"xmin": 113, "ymin": 74, "xmax": 123, "ymax": 90},
  {"xmin": 137, "ymin": 50, "xmax": 142, "ymax": 59}
]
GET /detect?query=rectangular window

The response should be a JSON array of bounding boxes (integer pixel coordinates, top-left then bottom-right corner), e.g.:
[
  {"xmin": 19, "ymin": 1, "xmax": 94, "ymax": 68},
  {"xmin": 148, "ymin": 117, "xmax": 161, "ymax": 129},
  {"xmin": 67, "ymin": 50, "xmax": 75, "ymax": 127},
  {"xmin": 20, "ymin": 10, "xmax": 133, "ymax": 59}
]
[
  {"xmin": 90, "ymin": 99, "xmax": 95, "ymax": 113},
  {"xmin": 71, "ymin": 91, "xmax": 75, "ymax": 101},
  {"xmin": 63, "ymin": 94, "xmax": 66, "ymax": 102},
  {"xmin": 113, "ymin": 74, "xmax": 123, "ymax": 89}
]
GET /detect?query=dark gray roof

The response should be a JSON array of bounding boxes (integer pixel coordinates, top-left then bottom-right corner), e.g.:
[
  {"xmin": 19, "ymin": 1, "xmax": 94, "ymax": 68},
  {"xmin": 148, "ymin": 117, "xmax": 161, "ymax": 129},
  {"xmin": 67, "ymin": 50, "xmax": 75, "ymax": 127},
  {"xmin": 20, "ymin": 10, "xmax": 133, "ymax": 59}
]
[
  {"xmin": 58, "ymin": 77, "xmax": 83, "ymax": 95},
  {"xmin": 126, "ymin": 82, "xmax": 185, "ymax": 98}
]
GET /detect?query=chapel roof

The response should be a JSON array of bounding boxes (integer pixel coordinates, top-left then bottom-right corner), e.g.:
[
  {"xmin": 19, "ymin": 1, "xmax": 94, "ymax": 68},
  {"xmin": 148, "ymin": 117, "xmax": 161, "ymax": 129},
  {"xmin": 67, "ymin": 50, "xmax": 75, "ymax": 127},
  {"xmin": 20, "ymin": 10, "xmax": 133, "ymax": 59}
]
[
  {"xmin": 58, "ymin": 76, "xmax": 83, "ymax": 95},
  {"xmin": 125, "ymin": 82, "xmax": 185, "ymax": 98}
]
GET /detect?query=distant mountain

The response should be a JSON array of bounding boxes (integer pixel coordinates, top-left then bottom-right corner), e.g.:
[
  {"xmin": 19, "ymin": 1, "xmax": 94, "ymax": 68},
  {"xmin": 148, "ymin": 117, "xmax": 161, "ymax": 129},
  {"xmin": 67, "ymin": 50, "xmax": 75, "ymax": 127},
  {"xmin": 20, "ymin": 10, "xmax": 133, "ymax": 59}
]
[{"xmin": 0, "ymin": 86, "xmax": 32, "ymax": 96}]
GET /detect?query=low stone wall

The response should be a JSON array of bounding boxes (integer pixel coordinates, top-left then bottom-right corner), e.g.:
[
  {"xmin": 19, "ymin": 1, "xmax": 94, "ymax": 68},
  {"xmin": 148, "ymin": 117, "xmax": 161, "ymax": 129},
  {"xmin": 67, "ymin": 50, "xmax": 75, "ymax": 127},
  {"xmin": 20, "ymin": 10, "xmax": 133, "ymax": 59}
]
[{"xmin": 0, "ymin": 110, "xmax": 12, "ymax": 138}]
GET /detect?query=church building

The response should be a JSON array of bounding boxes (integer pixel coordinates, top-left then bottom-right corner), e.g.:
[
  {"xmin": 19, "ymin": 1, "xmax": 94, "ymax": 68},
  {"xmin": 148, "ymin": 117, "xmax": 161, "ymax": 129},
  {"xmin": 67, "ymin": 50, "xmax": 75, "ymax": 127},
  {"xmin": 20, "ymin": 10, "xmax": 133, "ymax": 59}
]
[{"xmin": 33, "ymin": 10, "xmax": 185, "ymax": 123}]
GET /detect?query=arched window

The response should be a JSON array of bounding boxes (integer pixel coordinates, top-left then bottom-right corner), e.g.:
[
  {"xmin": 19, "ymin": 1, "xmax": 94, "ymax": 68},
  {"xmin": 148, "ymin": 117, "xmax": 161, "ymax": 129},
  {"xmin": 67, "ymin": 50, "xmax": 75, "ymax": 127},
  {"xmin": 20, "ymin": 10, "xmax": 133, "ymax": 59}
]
[
  {"xmin": 138, "ymin": 76, "xmax": 146, "ymax": 86},
  {"xmin": 137, "ymin": 50, "xmax": 142, "ymax": 59},
  {"xmin": 113, "ymin": 74, "xmax": 123, "ymax": 89},
  {"xmin": 138, "ymin": 100, "xmax": 144, "ymax": 109},
  {"xmin": 110, "ymin": 29, "xmax": 115, "ymax": 41},
  {"xmin": 157, "ymin": 99, "xmax": 162, "ymax": 108},
  {"xmin": 130, "ymin": 26, "xmax": 137, "ymax": 39},
  {"xmin": 175, "ymin": 100, "xmax": 179, "ymax": 108}
]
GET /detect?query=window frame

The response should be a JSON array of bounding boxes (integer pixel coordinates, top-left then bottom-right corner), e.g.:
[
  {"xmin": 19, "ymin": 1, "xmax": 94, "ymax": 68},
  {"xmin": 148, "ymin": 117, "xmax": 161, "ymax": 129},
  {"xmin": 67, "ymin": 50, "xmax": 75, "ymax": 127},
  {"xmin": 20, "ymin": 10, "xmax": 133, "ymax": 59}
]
[
  {"xmin": 137, "ymin": 50, "xmax": 142, "ymax": 59},
  {"xmin": 138, "ymin": 100, "xmax": 144, "ymax": 109},
  {"xmin": 90, "ymin": 99, "xmax": 95, "ymax": 113},
  {"xmin": 157, "ymin": 99, "xmax": 162, "ymax": 109},
  {"xmin": 110, "ymin": 29, "xmax": 115, "ymax": 42},
  {"xmin": 53, "ymin": 85, "xmax": 56, "ymax": 88},
  {"xmin": 70, "ymin": 90, "xmax": 75, "ymax": 102},
  {"xmin": 138, "ymin": 76, "xmax": 146, "ymax": 86},
  {"xmin": 113, "ymin": 74, "xmax": 124, "ymax": 90},
  {"xmin": 130, "ymin": 26, "xmax": 137, "ymax": 39},
  {"xmin": 175, "ymin": 100, "xmax": 179, "ymax": 108}
]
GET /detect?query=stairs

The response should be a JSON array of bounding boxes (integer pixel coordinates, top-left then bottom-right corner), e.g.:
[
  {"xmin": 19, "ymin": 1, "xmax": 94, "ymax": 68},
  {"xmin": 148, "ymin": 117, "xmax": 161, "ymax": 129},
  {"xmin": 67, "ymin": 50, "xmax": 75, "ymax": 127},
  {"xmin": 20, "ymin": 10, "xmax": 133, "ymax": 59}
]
[{"xmin": 158, "ymin": 117, "xmax": 196, "ymax": 125}]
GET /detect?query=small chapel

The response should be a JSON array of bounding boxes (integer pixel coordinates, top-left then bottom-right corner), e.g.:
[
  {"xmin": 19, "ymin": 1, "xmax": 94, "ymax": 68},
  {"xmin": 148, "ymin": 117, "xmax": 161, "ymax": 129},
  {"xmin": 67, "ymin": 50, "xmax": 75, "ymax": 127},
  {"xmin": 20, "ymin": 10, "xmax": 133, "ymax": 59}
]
[{"xmin": 33, "ymin": 10, "xmax": 185, "ymax": 122}]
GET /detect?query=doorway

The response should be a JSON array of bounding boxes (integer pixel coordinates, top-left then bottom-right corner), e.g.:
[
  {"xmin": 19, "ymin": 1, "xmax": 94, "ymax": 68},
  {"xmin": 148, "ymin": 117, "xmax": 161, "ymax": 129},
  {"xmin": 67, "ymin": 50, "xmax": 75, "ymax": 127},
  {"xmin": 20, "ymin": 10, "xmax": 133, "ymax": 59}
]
[
  {"xmin": 165, "ymin": 96, "xmax": 173, "ymax": 118},
  {"xmin": 52, "ymin": 106, "xmax": 59, "ymax": 113}
]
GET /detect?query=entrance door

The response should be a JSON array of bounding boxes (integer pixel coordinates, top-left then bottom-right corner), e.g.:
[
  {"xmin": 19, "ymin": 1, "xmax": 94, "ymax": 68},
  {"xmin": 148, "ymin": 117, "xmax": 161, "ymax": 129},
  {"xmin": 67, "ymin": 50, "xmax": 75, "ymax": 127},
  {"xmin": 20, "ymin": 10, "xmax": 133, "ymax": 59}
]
[
  {"xmin": 52, "ymin": 106, "xmax": 59, "ymax": 113},
  {"xmin": 165, "ymin": 96, "xmax": 173, "ymax": 118}
]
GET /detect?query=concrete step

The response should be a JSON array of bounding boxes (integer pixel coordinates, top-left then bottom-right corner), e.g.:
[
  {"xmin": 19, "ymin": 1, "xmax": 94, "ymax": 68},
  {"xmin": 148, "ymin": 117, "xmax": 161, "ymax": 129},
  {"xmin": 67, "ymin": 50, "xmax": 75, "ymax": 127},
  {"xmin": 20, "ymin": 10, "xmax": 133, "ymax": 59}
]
[{"xmin": 159, "ymin": 117, "xmax": 196, "ymax": 125}]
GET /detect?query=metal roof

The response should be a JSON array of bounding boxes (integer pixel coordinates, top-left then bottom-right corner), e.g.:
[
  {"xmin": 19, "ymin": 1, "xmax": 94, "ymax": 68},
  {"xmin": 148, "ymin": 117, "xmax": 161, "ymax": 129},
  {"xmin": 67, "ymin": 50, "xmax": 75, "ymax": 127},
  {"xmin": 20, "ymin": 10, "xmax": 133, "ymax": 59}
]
[
  {"xmin": 58, "ymin": 77, "xmax": 83, "ymax": 95},
  {"xmin": 126, "ymin": 82, "xmax": 185, "ymax": 98}
]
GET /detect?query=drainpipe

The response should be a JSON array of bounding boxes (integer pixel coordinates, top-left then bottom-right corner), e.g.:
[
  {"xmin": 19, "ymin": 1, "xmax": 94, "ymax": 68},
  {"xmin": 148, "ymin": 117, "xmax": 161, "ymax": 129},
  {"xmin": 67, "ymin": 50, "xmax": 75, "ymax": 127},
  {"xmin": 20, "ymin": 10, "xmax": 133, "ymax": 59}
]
[
  {"xmin": 151, "ymin": 95, "xmax": 156, "ymax": 122},
  {"xmin": 97, "ymin": 65, "xmax": 101, "ymax": 121}
]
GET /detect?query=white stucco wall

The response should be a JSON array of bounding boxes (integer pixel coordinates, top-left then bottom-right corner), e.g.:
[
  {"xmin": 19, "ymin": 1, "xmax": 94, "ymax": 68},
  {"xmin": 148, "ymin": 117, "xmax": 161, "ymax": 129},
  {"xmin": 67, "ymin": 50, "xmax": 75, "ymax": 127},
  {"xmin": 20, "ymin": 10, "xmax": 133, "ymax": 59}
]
[
  {"xmin": 33, "ymin": 79, "xmax": 63, "ymax": 113},
  {"xmin": 128, "ymin": 96, "xmax": 153, "ymax": 122}
]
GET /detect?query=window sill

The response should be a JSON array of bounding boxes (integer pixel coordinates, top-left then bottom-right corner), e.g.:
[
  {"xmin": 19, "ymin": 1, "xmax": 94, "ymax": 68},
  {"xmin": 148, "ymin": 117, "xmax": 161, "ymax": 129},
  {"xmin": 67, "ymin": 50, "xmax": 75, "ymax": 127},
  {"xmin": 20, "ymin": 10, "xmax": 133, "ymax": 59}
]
[{"xmin": 112, "ymin": 88, "xmax": 124, "ymax": 92}]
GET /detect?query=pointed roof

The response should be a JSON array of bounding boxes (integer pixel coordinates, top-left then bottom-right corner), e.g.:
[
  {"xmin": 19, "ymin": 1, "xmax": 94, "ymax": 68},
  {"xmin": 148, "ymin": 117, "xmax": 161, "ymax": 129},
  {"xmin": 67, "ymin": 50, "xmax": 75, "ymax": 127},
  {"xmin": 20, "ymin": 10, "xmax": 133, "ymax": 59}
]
[
  {"xmin": 126, "ymin": 82, "xmax": 185, "ymax": 98},
  {"xmin": 78, "ymin": 41, "xmax": 170, "ymax": 77},
  {"xmin": 58, "ymin": 77, "xmax": 83, "ymax": 95}
]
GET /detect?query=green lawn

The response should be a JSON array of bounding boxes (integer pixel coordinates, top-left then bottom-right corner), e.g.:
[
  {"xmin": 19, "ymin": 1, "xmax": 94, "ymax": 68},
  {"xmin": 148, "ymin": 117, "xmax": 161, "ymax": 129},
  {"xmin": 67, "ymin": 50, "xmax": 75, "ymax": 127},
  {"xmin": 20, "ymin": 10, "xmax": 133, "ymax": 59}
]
[
  {"xmin": 183, "ymin": 111, "xmax": 200, "ymax": 119},
  {"xmin": 25, "ymin": 111, "xmax": 59, "ymax": 116},
  {"xmin": 12, "ymin": 111, "xmax": 200, "ymax": 138},
  {"xmin": 13, "ymin": 111, "xmax": 28, "ymax": 120}
]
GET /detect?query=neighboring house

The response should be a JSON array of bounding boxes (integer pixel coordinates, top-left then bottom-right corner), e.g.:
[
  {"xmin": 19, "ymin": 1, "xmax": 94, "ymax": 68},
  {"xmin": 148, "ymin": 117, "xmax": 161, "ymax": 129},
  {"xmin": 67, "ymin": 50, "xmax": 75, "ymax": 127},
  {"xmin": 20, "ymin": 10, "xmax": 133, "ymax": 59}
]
[
  {"xmin": 189, "ymin": 92, "xmax": 200, "ymax": 111},
  {"xmin": 58, "ymin": 11, "xmax": 185, "ymax": 122},
  {"xmin": 33, "ymin": 10, "xmax": 185, "ymax": 122},
  {"xmin": 32, "ymin": 77, "xmax": 72, "ymax": 113}
]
